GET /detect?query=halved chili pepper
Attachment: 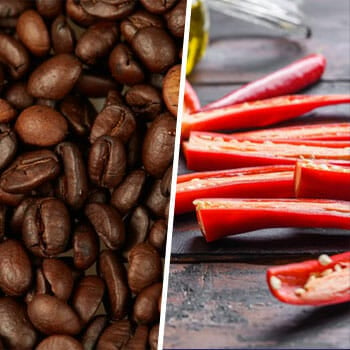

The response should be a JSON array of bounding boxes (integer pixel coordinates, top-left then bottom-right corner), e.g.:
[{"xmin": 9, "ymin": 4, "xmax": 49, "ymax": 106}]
[
  {"xmin": 175, "ymin": 165, "xmax": 294, "ymax": 215},
  {"xmin": 294, "ymin": 160, "xmax": 350, "ymax": 201},
  {"xmin": 184, "ymin": 80, "xmax": 201, "ymax": 114},
  {"xmin": 201, "ymin": 54, "xmax": 326, "ymax": 111},
  {"xmin": 183, "ymin": 132, "xmax": 350, "ymax": 171},
  {"xmin": 267, "ymin": 252, "xmax": 350, "ymax": 306},
  {"xmin": 181, "ymin": 95, "xmax": 350, "ymax": 138},
  {"xmin": 194, "ymin": 198, "xmax": 350, "ymax": 242},
  {"xmin": 232, "ymin": 122, "xmax": 350, "ymax": 141}
]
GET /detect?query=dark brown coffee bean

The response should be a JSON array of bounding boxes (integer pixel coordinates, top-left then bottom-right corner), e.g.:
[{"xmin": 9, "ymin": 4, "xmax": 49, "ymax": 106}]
[
  {"xmin": 36, "ymin": 0, "xmax": 63, "ymax": 18},
  {"xmin": 65, "ymin": 0, "xmax": 96, "ymax": 27},
  {"xmin": 161, "ymin": 165, "xmax": 172, "ymax": 196},
  {"xmin": 76, "ymin": 21, "xmax": 118, "ymax": 65},
  {"xmin": 145, "ymin": 179, "xmax": 168, "ymax": 217},
  {"xmin": 133, "ymin": 283, "xmax": 162, "ymax": 324},
  {"xmin": 56, "ymin": 142, "xmax": 89, "ymax": 209},
  {"xmin": 42, "ymin": 258, "xmax": 74, "ymax": 301},
  {"xmin": 5, "ymin": 81, "xmax": 34, "ymax": 110},
  {"xmin": 86, "ymin": 188, "xmax": 110, "ymax": 205},
  {"xmin": 96, "ymin": 320, "xmax": 132, "ymax": 350},
  {"xmin": 0, "ymin": 297, "xmax": 37, "ymax": 350},
  {"xmin": 164, "ymin": 0, "xmax": 186, "ymax": 38},
  {"xmin": 125, "ymin": 84, "xmax": 163, "ymax": 120},
  {"xmin": 0, "ymin": 240, "xmax": 32, "ymax": 296},
  {"xmin": 28, "ymin": 294, "xmax": 82, "ymax": 335},
  {"xmin": 73, "ymin": 224, "xmax": 99, "ymax": 270},
  {"xmin": 89, "ymin": 136, "xmax": 126, "ymax": 189},
  {"xmin": 149, "ymin": 324, "xmax": 159, "ymax": 350},
  {"xmin": 0, "ymin": 1, "xmax": 33, "ymax": 18},
  {"xmin": 28, "ymin": 54, "xmax": 82, "ymax": 99},
  {"xmin": 140, "ymin": 0, "xmax": 177, "ymax": 14},
  {"xmin": 0, "ymin": 150, "xmax": 60, "ymax": 194},
  {"xmin": 90, "ymin": 103, "xmax": 136, "ymax": 144},
  {"xmin": 111, "ymin": 169, "xmax": 146, "ymax": 214},
  {"xmin": 109, "ymin": 43, "xmax": 145, "ymax": 85},
  {"xmin": 127, "ymin": 126, "xmax": 145, "ymax": 168},
  {"xmin": 0, "ymin": 98, "xmax": 16, "ymax": 123},
  {"xmin": 16, "ymin": 10, "xmax": 50, "ymax": 56},
  {"xmin": 72, "ymin": 276, "xmax": 105, "ymax": 324},
  {"xmin": 10, "ymin": 197, "xmax": 36, "ymax": 234},
  {"xmin": 0, "ymin": 186, "xmax": 24, "ymax": 206},
  {"xmin": 128, "ymin": 243, "xmax": 162, "ymax": 294},
  {"xmin": 22, "ymin": 198, "xmax": 70, "ymax": 257},
  {"xmin": 0, "ymin": 205, "xmax": 6, "ymax": 240},
  {"xmin": 85, "ymin": 203, "xmax": 125, "ymax": 250},
  {"xmin": 15, "ymin": 105, "xmax": 68, "ymax": 146},
  {"xmin": 163, "ymin": 64, "xmax": 180, "ymax": 117},
  {"xmin": 82, "ymin": 316, "xmax": 108, "ymax": 350},
  {"xmin": 0, "ymin": 33, "xmax": 30, "ymax": 79},
  {"xmin": 125, "ymin": 325, "xmax": 149, "ymax": 350},
  {"xmin": 51, "ymin": 15, "xmax": 75, "ymax": 54},
  {"xmin": 37, "ymin": 335, "xmax": 83, "ymax": 350},
  {"xmin": 132, "ymin": 27, "xmax": 176, "ymax": 73},
  {"xmin": 142, "ymin": 113, "xmax": 176, "ymax": 178},
  {"xmin": 98, "ymin": 250, "xmax": 130, "ymax": 320},
  {"xmin": 81, "ymin": 0, "xmax": 136, "ymax": 20},
  {"xmin": 148, "ymin": 219, "xmax": 167, "ymax": 251},
  {"xmin": 0, "ymin": 124, "xmax": 17, "ymax": 170}
]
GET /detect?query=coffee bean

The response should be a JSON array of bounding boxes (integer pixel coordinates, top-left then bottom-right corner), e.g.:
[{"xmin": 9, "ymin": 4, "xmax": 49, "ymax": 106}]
[
  {"xmin": 163, "ymin": 64, "xmax": 181, "ymax": 117},
  {"xmin": 145, "ymin": 179, "xmax": 169, "ymax": 217},
  {"xmin": 36, "ymin": 0, "xmax": 63, "ymax": 19},
  {"xmin": 81, "ymin": 316, "xmax": 108, "ymax": 350},
  {"xmin": 51, "ymin": 15, "xmax": 75, "ymax": 54},
  {"xmin": 65, "ymin": 0, "xmax": 96, "ymax": 27},
  {"xmin": 149, "ymin": 324, "xmax": 159, "ymax": 350},
  {"xmin": 0, "ymin": 124, "xmax": 17, "ymax": 170},
  {"xmin": 96, "ymin": 320, "xmax": 132, "ymax": 350},
  {"xmin": 4, "ymin": 81, "xmax": 34, "ymax": 110},
  {"xmin": 37, "ymin": 335, "xmax": 83, "ymax": 350},
  {"xmin": 0, "ymin": 98, "xmax": 17, "ymax": 123},
  {"xmin": 125, "ymin": 325, "xmax": 149, "ymax": 350},
  {"xmin": 140, "ymin": 0, "xmax": 177, "ymax": 14},
  {"xmin": 148, "ymin": 219, "xmax": 167, "ymax": 251},
  {"xmin": 164, "ymin": 0, "xmax": 186, "ymax": 38},
  {"xmin": 86, "ymin": 188, "xmax": 110, "ymax": 205},
  {"xmin": 161, "ymin": 165, "xmax": 173, "ymax": 196},
  {"xmin": 81, "ymin": 0, "xmax": 136, "ymax": 20},
  {"xmin": 10, "ymin": 197, "xmax": 36, "ymax": 234},
  {"xmin": 0, "ymin": 186, "xmax": 24, "ymax": 206},
  {"xmin": 127, "ymin": 126, "xmax": 145, "ymax": 168},
  {"xmin": 0, "ymin": 1, "xmax": 32, "ymax": 18}
]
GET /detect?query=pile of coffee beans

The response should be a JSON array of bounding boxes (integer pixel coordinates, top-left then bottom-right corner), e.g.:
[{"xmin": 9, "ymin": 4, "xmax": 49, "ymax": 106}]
[{"xmin": 0, "ymin": 0, "xmax": 185, "ymax": 349}]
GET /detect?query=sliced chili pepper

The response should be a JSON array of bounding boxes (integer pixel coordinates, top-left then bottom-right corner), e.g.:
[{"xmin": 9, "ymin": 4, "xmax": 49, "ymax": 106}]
[
  {"xmin": 232, "ymin": 122, "xmax": 350, "ymax": 141},
  {"xmin": 295, "ymin": 160, "xmax": 350, "ymax": 201},
  {"xmin": 194, "ymin": 198, "xmax": 350, "ymax": 242},
  {"xmin": 184, "ymin": 80, "xmax": 201, "ymax": 114},
  {"xmin": 181, "ymin": 94, "xmax": 350, "ymax": 138},
  {"xmin": 175, "ymin": 165, "xmax": 294, "ymax": 215},
  {"xmin": 267, "ymin": 252, "xmax": 350, "ymax": 306},
  {"xmin": 183, "ymin": 132, "xmax": 350, "ymax": 171},
  {"xmin": 201, "ymin": 54, "xmax": 326, "ymax": 111}
]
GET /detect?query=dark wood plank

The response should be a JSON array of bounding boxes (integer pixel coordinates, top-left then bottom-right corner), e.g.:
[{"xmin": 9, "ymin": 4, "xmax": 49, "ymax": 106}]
[
  {"xmin": 163, "ymin": 263, "xmax": 350, "ymax": 349},
  {"xmin": 189, "ymin": 0, "xmax": 350, "ymax": 84}
]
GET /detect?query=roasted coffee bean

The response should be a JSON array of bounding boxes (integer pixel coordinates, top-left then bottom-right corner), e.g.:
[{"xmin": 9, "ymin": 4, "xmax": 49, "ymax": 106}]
[
  {"xmin": 0, "ymin": 240, "xmax": 32, "ymax": 296},
  {"xmin": 148, "ymin": 219, "xmax": 167, "ymax": 251},
  {"xmin": 0, "ymin": 1, "xmax": 32, "ymax": 18},
  {"xmin": 0, "ymin": 124, "xmax": 17, "ymax": 170},
  {"xmin": 0, "ymin": 33, "xmax": 30, "ymax": 79},
  {"xmin": 88, "ymin": 135, "xmax": 126, "ymax": 188},
  {"xmin": 51, "ymin": 15, "xmax": 75, "ymax": 54},
  {"xmin": 128, "ymin": 243, "xmax": 162, "ymax": 294},
  {"xmin": 164, "ymin": 0, "xmax": 186, "ymax": 38},
  {"xmin": 125, "ymin": 325, "xmax": 149, "ymax": 350},
  {"xmin": 85, "ymin": 203, "xmax": 125, "ymax": 250},
  {"xmin": 36, "ymin": 0, "xmax": 62, "ymax": 18},
  {"xmin": 96, "ymin": 320, "xmax": 132, "ymax": 350},
  {"xmin": 127, "ymin": 126, "xmax": 145, "ymax": 168},
  {"xmin": 125, "ymin": 84, "xmax": 163, "ymax": 120},
  {"xmin": 56, "ymin": 142, "xmax": 89, "ymax": 209},
  {"xmin": 37, "ymin": 335, "xmax": 83, "ymax": 350},
  {"xmin": 15, "ymin": 105, "xmax": 68, "ymax": 146},
  {"xmin": 149, "ymin": 324, "xmax": 159, "ymax": 350},
  {"xmin": 65, "ymin": 0, "xmax": 96, "ymax": 27},
  {"xmin": 0, "ymin": 150, "xmax": 60, "ymax": 194},
  {"xmin": 0, "ymin": 297, "xmax": 37, "ymax": 350},
  {"xmin": 132, "ymin": 27, "xmax": 176, "ymax": 73},
  {"xmin": 109, "ymin": 43, "xmax": 145, "ymax": 85},
  {"xmin": 163, "ymin": 64, "xmax": 181, "ymax": 117},
  {"xmin": 0, "ymin": 186, "xmax": 24, "ymax": 206},
  {"xmin": 81, "ymin": 0, "xmax": 136, "ymax": 20},
  {"xmin": 16, "ymin": 10, "xmax": 50, "ymax": 56},
  {"xmin": 28, "ymin": 294, "xmax": 82, "ymax": 335},
  {"xmin": 76, "ymin": 21, "xmax": 118, "ymax": 65},
  {"xmin": 86, "ymin": 188, "xmax": 110, "ymax": 204},
  {"xmin": 28, "ymin": 54, "xmax": 82, "ymax": 99},
  {"xmin": 10, "ymin": 197, "xmax": 36, "ymax": 234},
  {"xmin": 145, "ymin": 179, "xmax": 169, "ymax": 217},
  {"xmin": 0, "ymin": 98, "xmax": 16, "ymax": 122},
  {"xmin": 0, "ymin": 205, "xmax": 6, "ymax": 240},
  {"xmin": 140, "ymin": 0, "xmax": 177, "ymax": 14},
  {"xmin": 73, "ymin": 224, "xmax": 99, "ymax": 270},
  {"xmin": 5, "ymin": 81, "xmax": 34, "ymax": 110},
  {"xmin": 72, "ymin": 276, "xmax": 105, "ymax": 324},
  {"xmin": 98, "ymin": 250, "xmax": 130, "ymax": 320},
  {"xmin": 142, "ymin": 113, "xmax": 176, "ymax": 178},
  {"xmin": 161, "ymin": 165, "xmax": 172, "ymax": 196},
  {"xmin": 81, "ymin": 316, "xmax": 108, "ymax": 350},
  {"xmin": 22, "ymin": 197, "xmax": 70, "ymax": 257}
]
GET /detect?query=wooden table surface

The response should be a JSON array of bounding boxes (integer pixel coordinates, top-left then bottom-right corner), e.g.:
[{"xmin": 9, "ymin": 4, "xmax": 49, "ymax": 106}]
[{"xmin": 163, "ymin": 1, "xmax": 350, "ymax": 348}]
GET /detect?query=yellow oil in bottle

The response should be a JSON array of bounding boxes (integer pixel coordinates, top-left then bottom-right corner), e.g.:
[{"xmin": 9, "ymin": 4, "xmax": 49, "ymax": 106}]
[{"xmin": 186, "ymin": 0, "xmax": 209, "ymax": 75}]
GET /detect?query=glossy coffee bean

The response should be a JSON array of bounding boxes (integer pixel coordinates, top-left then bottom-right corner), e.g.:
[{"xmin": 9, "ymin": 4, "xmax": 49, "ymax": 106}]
[
  {"xmin": 148, "ymin": 219, "xmax": 167, "ymax": 252},
  {"xmin": 0, "ymin": 150, "xmax": 60, "ymax": 194},
  {"xmin": 0, "ymin": 186, "xmax": 24, "ymax": 206},
  {"xmin": 22, "ymin": 198, "xmax": 70, "ymax": 257},
  {"xmin": 81, "ymin": 316, "xmax": 108, "ymax": 350},
  {"xmin": 161, "ymin": 165, "xmax": 172, "ymax": 196},
  {"xmin": 51, "ymin": 15, "xmax": 75, "ymax": 54},
  {"xmin": 140, "ymin": 0, "xmax": 177, "ymax": 14},
  {"xmin": 128, "ymin": 243, "xmax": 162, "ymax": 294},
  {"xmin": 88, "ymin": 136, "xmax": 126, "ymax": 188},
  {"xmin": 36, "ymin": 0, "xmax": 63, "ymax": 18},
  {"xmin": 28, "ymin": 54, "xmax": 82, "ymax": 99},
  {"xmin": 37, "ymin": 335, "xmax": 83, "ymax": 350},
  {"xmin": 125, "ymin": 325, "xmax": 149, "ymax": 350},
  {"xmin": 65, "ymin": 0, "xmax": 96, "ymax": 27},
  {"xmin": 0, "ymin": 297, "xmax": 37, "ymax": 350},
  {"xmin": 5, "ymin": 81, "xmax": 34, "ymax": 110},
  {"xmin": 16, "ymin": 10, "xmax": 50, "ymax": 56},
  {"xmin": 85, "ymin": 203, "xmax": 125, "ymax": 250},
  {"xmin": 10, "ymin": 197, "xmax": 36, "ymax": 234},
  {"xmin": 145, "ymin": 179, "xmax": 169, "ymax": 217},
  {"xmin": 149, "ymin": 324, "xmax": 159, "ymax": 350},
  {"xmin": 28, "ymin": 294, "xmax": 82, "ymax": 335},
  {"xmin": 0, "ymin": 98, "xmax": 17, "ymax": 123},
  {"xmin": 98, "ymin": 250, "xmax": 130, "ymax": 320},
  {"xmin": 0, "ymin": 124, "xmax": 17, "ymax": 170},
  {"xmin": 164, "ymin": 0, "xmax": 186, "ymax": 38},
  {"xmin": 96, "ymin": 320, "xmax": 132, "ymax": 350},
  {"xmin": 163, "ymin": 64, "xmax": 181, "ymax": 117},
  {"xmin": 15, "ymin": 105, "xmax": 68, "ymax": 146},
  {"xmin": 80, "ymin": 0, "xmax": 136, "ymax": 20},
  {"xmin": 0, "ymin": 240, "xmax": 32, "ymax": 296}
]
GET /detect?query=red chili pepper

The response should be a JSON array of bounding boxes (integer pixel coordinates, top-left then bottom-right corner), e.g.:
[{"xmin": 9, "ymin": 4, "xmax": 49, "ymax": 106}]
[
  {"xmin": 184, "ymin": 80, "xmax": 201, "ymax": 114},
  {"xmin": 232, "ymin": 122, "xmax": 350, "ymax": 141},
  {"xmin": 194, "ymin": 198, "xmax": 350, "ymax": 242},
  {"xmin": 175, "ymin": 165, "xmax": 295, "ymax": 215},
  {"xmin": 201, "ymin": 54, "xmax": 327, "ymax": 111},
  {"xmin": 294, "ymin": 160, "xmax": 350, "ymax": 201},
  {"xmin": 181, "ymin": 95, "xmax": 350, "ymax": 138},
  {"xmin": 267, "ymin": 252, "xmax": 350, "ymax": 306},
  {"xmin": 183, "ymin": 132, "xmax": 350, "ymax": 171}
]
